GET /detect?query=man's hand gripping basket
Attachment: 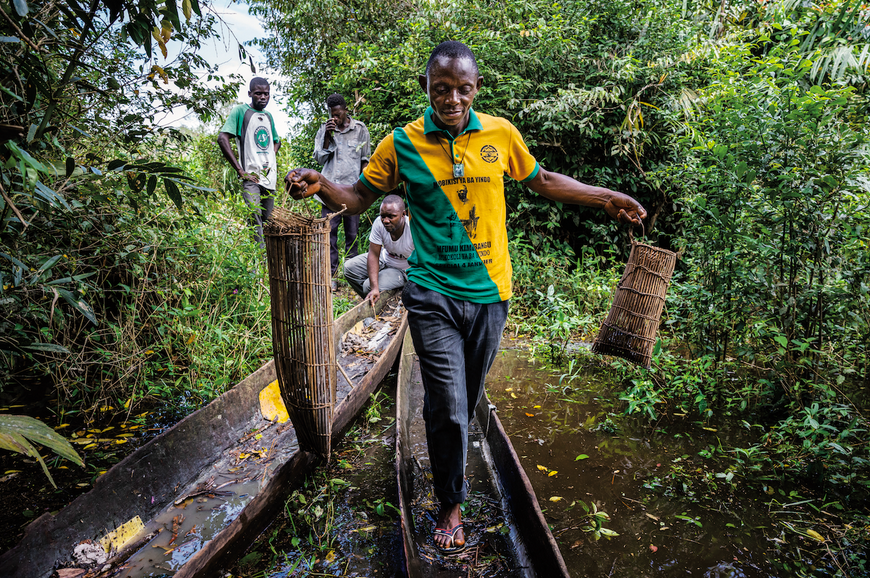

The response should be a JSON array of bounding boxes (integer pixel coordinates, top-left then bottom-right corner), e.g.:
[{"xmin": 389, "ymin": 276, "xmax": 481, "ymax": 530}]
[{"xmin": 592, "ymin": 235, "xmax": 677, "ymax": 369}]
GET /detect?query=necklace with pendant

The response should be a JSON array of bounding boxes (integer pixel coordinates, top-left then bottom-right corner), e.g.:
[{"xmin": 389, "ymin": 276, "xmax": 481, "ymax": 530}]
[{"xmin": 438, "ymin": 132, "xmax": 472, "ymax": 178}]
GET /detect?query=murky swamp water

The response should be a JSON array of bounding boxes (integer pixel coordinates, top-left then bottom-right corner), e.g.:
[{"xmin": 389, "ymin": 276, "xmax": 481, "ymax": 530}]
[
  {"xmin": 486, "ymin": 348, "xmax": 776, "ymax": 578},
  {"xmin": 234, "ymin": 346, "xmax": 831, "ymax": 578}
]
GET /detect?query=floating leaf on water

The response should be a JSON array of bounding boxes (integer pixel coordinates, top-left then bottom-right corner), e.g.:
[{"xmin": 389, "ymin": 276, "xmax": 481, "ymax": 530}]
[
  {"xmin": 548, "ymin": 470, "xmax": 558, "ymax": 477},
  {"xmin": 575, "ymin": 454, "xmax": 590, "ymax": 461},
  {"xmin": 355, "ymin": 525, "xmax": 377, "ymax": 533},
  {"xmin": 549, "ymin": 496, "xmax": 563, "ymax": 502},
  {"xmin": 54, "ymin": 424, "xmax": 70, "ymax": 430},
  {"xmin": 536, "ymin": 465, "xmax": 548, "ymax": 472},
  {"xmin": 83, "ymin": 443, "xmax": 97, "ymax": 450},
  {"xmin": 115, "ymin": 439, "xmax": 127, "ymax": 445},
  {"xmin": 533, "ymin": 405, "xmax": 541, "ymax": 409},
  {"xmin": 806, "ymin": 529, "xmax": 825, "ymax": 542}
]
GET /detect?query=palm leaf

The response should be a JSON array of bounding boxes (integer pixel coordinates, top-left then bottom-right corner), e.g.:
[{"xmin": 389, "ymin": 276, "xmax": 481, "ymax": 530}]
[{"xmin": 0, "ymin": 415, "xmax": 84, "ymax": 488}]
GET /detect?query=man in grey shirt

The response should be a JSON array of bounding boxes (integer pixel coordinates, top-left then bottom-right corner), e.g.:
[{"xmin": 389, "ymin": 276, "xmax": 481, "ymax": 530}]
[{"xmin": 313, "ymin": 93, "xmax": 371, "ymax": 287}]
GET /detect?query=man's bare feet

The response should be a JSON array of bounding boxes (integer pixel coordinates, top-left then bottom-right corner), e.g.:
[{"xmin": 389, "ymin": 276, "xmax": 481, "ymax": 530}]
[{"xmin": 433, "ymin": 502, "xmax": 465, "ymax": 552}]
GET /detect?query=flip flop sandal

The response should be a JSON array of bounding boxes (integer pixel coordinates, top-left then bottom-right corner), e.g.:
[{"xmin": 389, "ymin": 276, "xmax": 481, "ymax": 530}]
[{"xmin": 433, "ymin": 523, "xmax": 467, "ymax": 555}]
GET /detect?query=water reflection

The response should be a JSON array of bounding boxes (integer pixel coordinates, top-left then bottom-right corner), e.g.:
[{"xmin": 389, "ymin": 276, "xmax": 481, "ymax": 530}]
[{"xmin": 486, "ymin": 349, "xmax": 776, "ymax": 578}]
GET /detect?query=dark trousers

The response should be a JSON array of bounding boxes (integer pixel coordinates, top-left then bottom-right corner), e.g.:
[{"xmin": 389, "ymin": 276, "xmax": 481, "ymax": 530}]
[
  {"xmin": 321, "ymin": 207, "xmax": 360, "ymax": 275},
  {"xmin": 402, "ymin": 281, "xmax": 509, "ymax": 505},
  {"xmin": 241, "ymin": 180, "xmax": 274, "ymax": 249}
]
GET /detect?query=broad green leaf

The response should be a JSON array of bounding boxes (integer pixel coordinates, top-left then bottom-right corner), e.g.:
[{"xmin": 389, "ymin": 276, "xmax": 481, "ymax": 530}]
[
  {"xmin": 575, "ymin": 454, "xmax": 590, "ymax": 461},
  {"xmin": 599, "ymin": 528, "xmax": 619, "ymax": 537},
  {"xmin": 0, "ymin": 252, "xmax": 28, "ymax": 271},
  {"xmin": 0, "ymin": 415, "xmax": 84, "ymax": 488},
  {"xmin": 12, "ymin": 0, "xmax": 28, "ymax": 17},
  {"xmin": 6, "ymin": 142, "xmax": 45, "ymax": 172},
  {"xmin": 35, "ymin": 181, "xmax": 71, "ymax": 211},
  {"xmin": 54, "ymin": 287, "xmax": 97, "ymax": 325},
  {"xmin": 165, "ymin": 178, "xmax": 183, "ymax": 209},
  {"xmin": 146, "ymin": 175, "xmax": 158, "ymax": 196},
  {"xmin": 22, "ymin": 343, "xmax": 71, "ymax": 354},
  {"xmin": 34, "ymin": 255, "xmax": 62, "ymax": 277}
]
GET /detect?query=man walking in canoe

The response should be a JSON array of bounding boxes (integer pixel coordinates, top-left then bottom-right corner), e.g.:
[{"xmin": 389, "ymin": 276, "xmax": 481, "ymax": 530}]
[{"xmin": 285, "ymin": 40, "xmax": 646, "ymax": 555}]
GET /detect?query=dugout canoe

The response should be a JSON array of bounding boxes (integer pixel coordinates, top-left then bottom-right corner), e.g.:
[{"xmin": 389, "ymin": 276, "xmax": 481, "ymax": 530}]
[
  {"xmin": 395, "ymin": 331, "xmax": 571, "ymax": 578},
  {"xmin": 0, "ymin": 291, "xmax": 408, "ymax": 578}
]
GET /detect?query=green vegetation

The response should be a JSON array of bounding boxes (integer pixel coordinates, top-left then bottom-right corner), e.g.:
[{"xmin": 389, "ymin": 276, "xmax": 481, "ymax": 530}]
[{"xmin": 2, "ymin": 0, "xmax": 869, "ymax": 573}]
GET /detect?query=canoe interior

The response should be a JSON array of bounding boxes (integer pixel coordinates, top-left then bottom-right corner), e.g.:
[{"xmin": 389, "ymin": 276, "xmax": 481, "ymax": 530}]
[
  {"xmin": 395, "ymin": 333, "xmax": 570, "ymax": 578},
  {"xmin": 0, "ymin": 290, "xmax": 407, "ymax": 578}
]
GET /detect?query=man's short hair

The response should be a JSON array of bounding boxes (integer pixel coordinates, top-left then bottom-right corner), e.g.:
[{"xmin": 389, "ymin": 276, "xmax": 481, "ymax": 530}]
[
  {"xmin": 381, "ymin": 194, "xmax": 406, "ymax": 212},
  {"xmin": 425, "ymin": 41, "xmax": 479, "ymax": 77},
  {"xmin": 250, "ymin": 77, "xmax": 269, "ymax": 90},
  {"xmin": 326, "ymin": 93, "xmax": 346, "ymax": 110}
]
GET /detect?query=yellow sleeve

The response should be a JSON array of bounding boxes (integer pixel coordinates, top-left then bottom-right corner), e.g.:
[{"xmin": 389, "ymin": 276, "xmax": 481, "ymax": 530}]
[
  {"xmin": 506, "ymin": 122, "xmax": 540, "ymax": 183},
  {"xmin": 360, "ymin": 133, "xmax": 400, "ymax": 194}
]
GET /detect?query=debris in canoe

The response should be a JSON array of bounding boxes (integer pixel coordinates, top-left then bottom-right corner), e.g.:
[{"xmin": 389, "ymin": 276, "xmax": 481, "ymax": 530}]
[{"xmin": 341, "ymin": 306, "xmax": 403, "ymax": 358}]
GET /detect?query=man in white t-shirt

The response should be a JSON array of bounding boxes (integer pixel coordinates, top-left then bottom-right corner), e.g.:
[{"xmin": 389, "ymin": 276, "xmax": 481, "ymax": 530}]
[
  {"xmin": 217, "ymin": 77, "xmax": 281, "ymax": 249},
  {"xmin": 344, "ymin": 195, "xmax": 414, "ymax": 304}
]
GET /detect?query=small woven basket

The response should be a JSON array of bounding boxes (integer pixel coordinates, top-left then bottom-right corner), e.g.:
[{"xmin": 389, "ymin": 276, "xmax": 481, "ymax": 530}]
[
  {"xmin": 264, "ymin": 207, "xmax": 336, "ymax": 459},
  {"xmin": 592, "ymin": 239, "xmax": 677, "ymax": 368}
]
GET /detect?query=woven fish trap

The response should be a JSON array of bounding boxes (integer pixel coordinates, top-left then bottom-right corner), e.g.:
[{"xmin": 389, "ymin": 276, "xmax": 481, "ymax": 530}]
[
  {"xmin": 264, "ymin": 207, "xmax": 336, "ymax": 459},
  {"xmin": 592, "ymin": 240, "xmax": 677, "ymax": 368}
]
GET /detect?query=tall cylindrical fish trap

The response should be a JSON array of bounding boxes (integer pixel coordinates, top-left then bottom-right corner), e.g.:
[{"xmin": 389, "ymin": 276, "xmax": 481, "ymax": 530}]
[
  {"xmin": 264, "ymin": 208, "xmax": 336, "ymax": 459},
  {"xmin": 592, "ymin": 241, "xmax": 677, "ymax": 368}
]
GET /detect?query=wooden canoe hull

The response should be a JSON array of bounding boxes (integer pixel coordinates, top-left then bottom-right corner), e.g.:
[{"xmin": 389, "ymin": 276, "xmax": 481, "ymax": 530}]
[
  {"xmin": 395, "ymin": 332, "xmax": 570, "ymax": 578},
  {"xmin": 0, "ymin": 291, "xmax": 407, "ymax": 578}
]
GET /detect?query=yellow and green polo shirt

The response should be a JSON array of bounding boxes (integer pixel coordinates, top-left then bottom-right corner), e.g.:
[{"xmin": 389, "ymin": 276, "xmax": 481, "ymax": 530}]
[{"xmin": 360, "ymin": 107, "xmax": 540, "ymax": 303}]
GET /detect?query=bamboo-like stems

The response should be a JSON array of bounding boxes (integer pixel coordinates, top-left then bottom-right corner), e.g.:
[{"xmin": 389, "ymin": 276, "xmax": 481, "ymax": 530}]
[
  {"xmin": 264, "ymin": 208, "xmax": 336, "ymax": 459},
  {"xmin": 592, "ymin": 241, "xmax": 677, "ymax": 368}
]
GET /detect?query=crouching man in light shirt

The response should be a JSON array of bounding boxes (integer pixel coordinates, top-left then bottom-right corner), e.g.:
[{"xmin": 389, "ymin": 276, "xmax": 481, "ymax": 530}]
[{"xmin": 344, "ymin": 194, "xmax": 414, "ymax": 304}]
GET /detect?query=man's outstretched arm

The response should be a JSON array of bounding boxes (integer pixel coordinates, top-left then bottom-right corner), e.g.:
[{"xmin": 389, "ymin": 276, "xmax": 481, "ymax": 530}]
[
  {"xmin": 284, "ymin": 169, "xmax": 380, "ymax": 216},
  {"xmin": 526, "ymin": 167, "xmax": 646, "ymax": 225}
]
